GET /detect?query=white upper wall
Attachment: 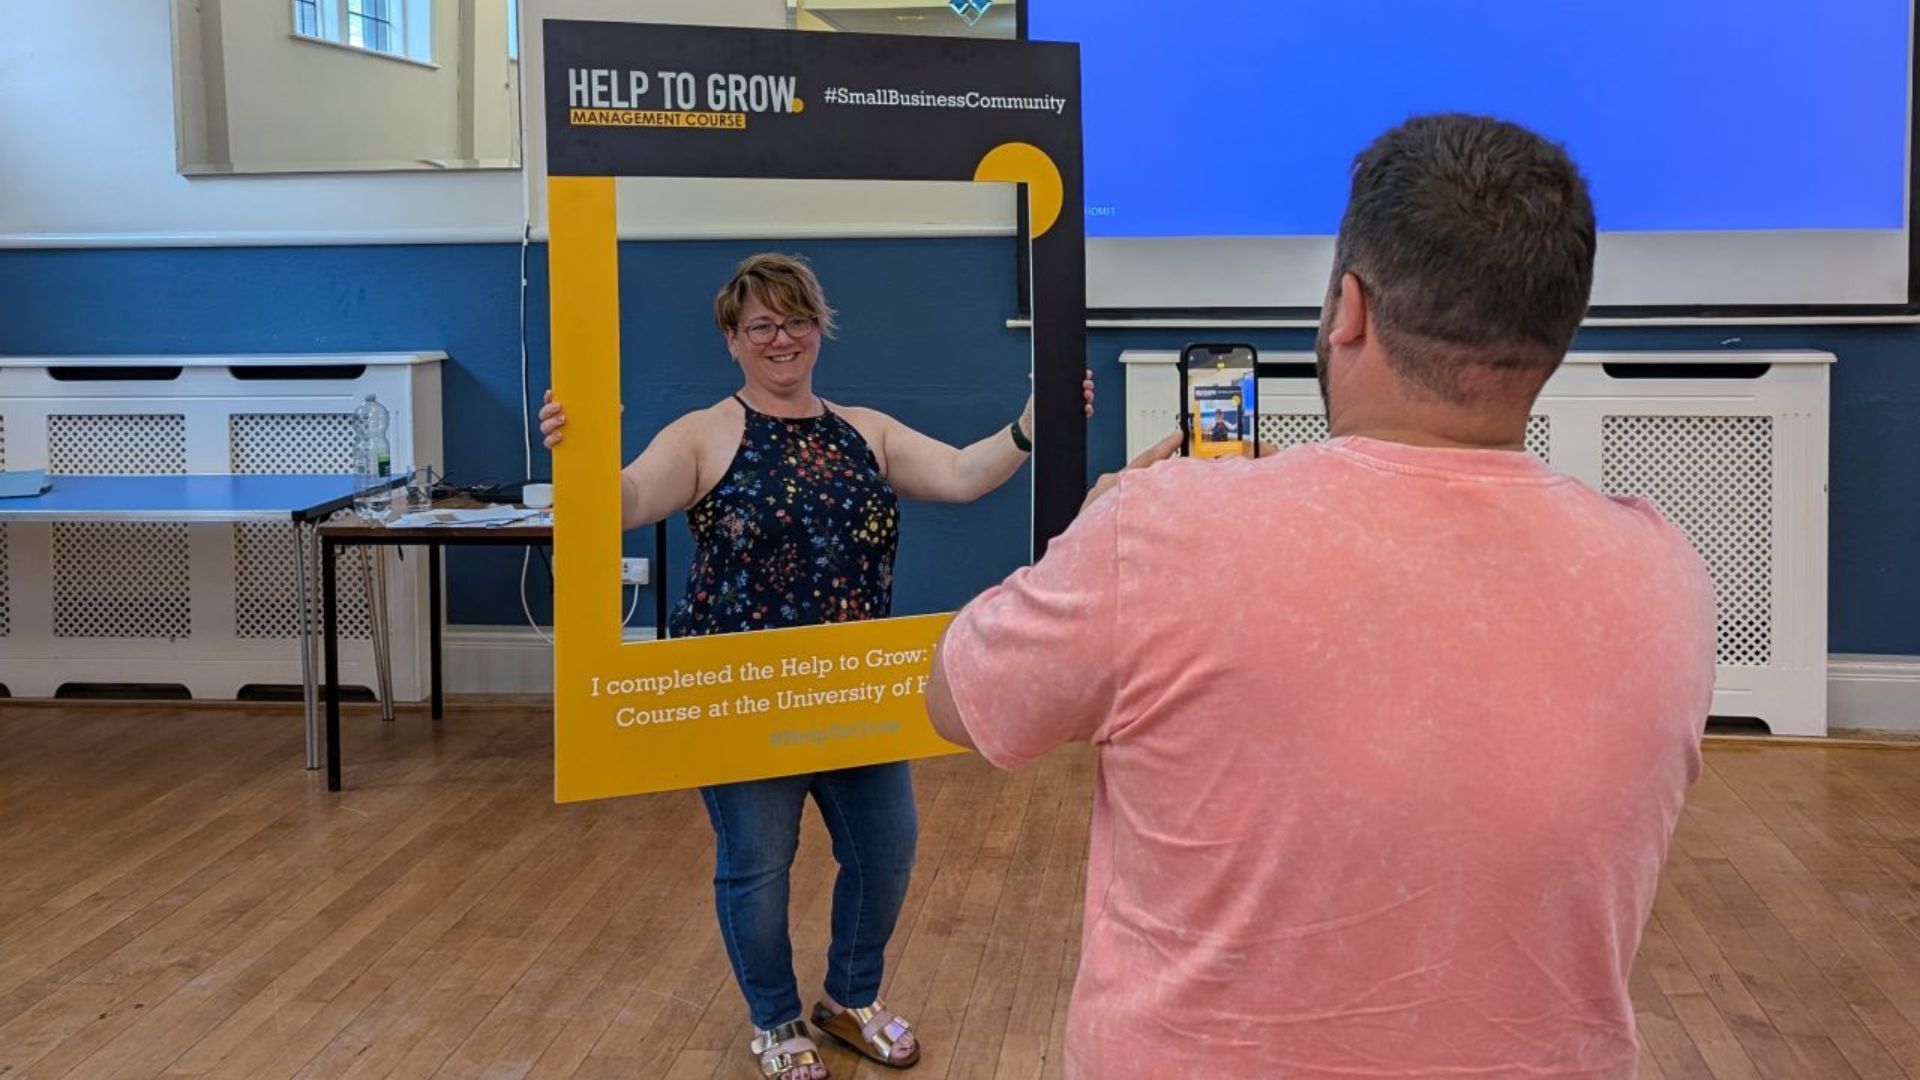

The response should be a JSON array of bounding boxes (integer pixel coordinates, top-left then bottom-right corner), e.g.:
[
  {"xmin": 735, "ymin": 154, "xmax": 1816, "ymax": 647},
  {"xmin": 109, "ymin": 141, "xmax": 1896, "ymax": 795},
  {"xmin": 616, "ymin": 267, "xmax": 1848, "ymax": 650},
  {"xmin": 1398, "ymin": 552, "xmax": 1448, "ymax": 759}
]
[{"xmin": 0, "ymin": 0, "xmax": 1013, "ymax": 246}]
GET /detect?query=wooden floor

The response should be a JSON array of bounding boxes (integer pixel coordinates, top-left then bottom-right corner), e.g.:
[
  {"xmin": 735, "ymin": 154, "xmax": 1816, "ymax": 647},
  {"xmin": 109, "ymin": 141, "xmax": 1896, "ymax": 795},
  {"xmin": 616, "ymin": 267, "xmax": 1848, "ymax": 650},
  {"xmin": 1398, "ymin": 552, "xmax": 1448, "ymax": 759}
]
[{"xmin": 0, "ymin": 704, "xmax": 1916, "ymax": 1080}]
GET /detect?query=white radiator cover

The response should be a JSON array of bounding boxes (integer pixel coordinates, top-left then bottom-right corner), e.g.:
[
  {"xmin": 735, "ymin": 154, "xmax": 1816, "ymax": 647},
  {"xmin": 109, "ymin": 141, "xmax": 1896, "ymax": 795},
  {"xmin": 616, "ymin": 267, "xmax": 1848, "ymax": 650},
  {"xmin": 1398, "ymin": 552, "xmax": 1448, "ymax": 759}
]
[
  {"xmin": 1121, "ymin": 350, "xmax": 1832, "ymax": 736},
  {"xmin": 0, "ymin": 353, "xmax": 445, "ymax": 700}
]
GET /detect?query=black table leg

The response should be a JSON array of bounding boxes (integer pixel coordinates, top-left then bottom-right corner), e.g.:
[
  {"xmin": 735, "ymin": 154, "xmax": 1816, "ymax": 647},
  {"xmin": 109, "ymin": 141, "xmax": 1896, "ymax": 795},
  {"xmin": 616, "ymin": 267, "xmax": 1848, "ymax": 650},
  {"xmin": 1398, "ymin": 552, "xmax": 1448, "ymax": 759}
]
[
  {"xmin": 429, "ymin": 542, "xmax": 442, "ymax": 720},
  {"xmin": 324, "ymin": 536, "xmax": 342, "ymax": 791}
]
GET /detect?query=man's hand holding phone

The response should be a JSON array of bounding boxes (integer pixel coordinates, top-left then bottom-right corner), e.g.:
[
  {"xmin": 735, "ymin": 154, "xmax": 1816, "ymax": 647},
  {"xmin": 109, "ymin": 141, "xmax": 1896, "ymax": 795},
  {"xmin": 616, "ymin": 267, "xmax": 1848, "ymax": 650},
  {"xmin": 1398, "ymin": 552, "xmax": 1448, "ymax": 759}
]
[{"xmin": 1083, "ymin": 429, "xmax": 1284, "ymax": 513}]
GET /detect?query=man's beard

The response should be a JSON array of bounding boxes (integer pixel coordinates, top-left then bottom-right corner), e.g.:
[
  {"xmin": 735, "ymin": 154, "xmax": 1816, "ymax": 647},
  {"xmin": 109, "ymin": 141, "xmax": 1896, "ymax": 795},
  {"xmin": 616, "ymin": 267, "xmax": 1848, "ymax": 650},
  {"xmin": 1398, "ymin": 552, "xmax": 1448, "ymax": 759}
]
[{"xmin": 1313, "ymin": 316, "xmax": 1333, "ymax": 415}]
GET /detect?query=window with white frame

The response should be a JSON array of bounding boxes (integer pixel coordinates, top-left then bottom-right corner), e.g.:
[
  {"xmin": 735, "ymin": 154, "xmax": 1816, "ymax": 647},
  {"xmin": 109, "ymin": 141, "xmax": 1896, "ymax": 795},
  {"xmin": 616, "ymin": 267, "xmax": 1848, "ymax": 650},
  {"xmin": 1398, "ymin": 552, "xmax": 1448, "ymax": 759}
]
[
  {"xmin": 348, "ymin": 0, "xmax": 398, "ymax": 52},
  {"xmin": 292, "ymin": 0, "xmax": 433, "ymax": 64}
]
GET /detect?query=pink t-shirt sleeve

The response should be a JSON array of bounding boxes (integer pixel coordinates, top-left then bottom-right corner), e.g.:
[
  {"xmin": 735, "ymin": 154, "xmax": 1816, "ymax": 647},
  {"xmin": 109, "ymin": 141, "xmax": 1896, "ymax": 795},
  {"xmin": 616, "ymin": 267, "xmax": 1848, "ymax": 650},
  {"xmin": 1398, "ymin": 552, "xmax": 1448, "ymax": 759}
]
[{"xmin": 938, "ymin": 487, "xmax": 1122, "ymax": 769}]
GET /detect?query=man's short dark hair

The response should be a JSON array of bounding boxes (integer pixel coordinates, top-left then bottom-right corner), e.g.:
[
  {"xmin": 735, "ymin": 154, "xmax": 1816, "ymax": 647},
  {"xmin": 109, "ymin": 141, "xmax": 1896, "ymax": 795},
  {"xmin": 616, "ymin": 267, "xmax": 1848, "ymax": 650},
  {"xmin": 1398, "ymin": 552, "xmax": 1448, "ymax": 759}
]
[{"xmin": 1332, "ymin": 114, "xmax": 1596, "ymax": 403}]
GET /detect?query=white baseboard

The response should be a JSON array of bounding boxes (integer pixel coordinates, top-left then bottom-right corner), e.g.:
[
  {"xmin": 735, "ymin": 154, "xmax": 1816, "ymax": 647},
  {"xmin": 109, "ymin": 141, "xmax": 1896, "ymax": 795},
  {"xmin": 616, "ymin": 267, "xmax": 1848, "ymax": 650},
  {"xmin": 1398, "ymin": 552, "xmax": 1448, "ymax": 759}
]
[
  {"xmin": 444, "ymin": 626, "xmax": 554, "ymax": 695},
  {"xmin": 1827, "ymin": 654, "xmax": 1920, "ymax": 733},
  {"xmin": 443, "ymin": 624, "xmax": 655, "ymax": 695},
  {"xmin": 444, "ymin": 629, "xmax": 1920, "ymax": 733}
]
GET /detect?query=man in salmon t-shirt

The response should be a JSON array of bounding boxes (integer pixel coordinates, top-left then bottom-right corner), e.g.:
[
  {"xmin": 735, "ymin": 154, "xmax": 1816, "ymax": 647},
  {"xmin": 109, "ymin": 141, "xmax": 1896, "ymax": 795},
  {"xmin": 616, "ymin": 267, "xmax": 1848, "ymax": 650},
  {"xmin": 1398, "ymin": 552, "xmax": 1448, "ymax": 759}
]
[{"xmin": 927, "ymin": 114, "xmax": 1716, "ymax": 1079}]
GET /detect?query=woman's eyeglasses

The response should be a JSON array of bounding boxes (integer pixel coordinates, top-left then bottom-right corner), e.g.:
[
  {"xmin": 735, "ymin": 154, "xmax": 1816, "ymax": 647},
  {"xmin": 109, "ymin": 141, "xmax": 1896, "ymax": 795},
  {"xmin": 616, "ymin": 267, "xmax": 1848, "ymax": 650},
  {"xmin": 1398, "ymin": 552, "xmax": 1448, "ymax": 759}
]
[{"xmin": 739, "ymin": 315, "xmax": 818, "ymax": 345}]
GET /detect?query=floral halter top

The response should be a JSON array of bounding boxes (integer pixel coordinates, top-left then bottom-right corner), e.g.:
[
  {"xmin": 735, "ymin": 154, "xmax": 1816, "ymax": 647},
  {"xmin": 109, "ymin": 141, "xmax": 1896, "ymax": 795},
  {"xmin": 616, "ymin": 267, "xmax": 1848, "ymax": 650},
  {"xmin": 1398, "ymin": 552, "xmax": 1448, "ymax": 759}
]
[{"xmin": 668, "ymin": 395, "xmax": 900, "ymax": 637}]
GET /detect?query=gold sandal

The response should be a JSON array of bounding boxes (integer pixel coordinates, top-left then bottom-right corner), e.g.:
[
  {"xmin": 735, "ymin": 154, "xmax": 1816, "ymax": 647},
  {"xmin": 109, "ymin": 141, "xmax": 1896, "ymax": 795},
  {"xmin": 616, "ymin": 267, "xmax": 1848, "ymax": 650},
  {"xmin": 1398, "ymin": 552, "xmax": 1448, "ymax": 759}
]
[
  {"xmin": 810, "ymin": 999, "xmax": 921, "ymax": 1070},
  {"xmin": 751, "ymin": 1019, "xmax": 827, "ymax": 1079}
]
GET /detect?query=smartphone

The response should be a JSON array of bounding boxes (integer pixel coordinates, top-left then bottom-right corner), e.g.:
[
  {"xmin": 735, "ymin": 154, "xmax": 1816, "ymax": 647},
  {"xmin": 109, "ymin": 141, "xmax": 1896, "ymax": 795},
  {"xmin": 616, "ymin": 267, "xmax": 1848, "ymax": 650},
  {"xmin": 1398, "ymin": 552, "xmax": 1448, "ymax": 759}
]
[{"xmin": 1178, "ymin": 343, "xmax": 1259, "ymax": 458}]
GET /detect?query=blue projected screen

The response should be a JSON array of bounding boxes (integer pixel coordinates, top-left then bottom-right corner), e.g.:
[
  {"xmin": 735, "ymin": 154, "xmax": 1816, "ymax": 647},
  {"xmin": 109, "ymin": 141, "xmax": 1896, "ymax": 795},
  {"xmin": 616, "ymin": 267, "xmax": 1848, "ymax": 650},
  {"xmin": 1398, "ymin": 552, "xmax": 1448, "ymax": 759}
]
[
  {"xmin": 1034, "ymin": 1, "xmax": 1908, "ymax": 236},
  {"xmin": 1031, "ymin": 1, "xmax": 1915, "ymax": 308}
]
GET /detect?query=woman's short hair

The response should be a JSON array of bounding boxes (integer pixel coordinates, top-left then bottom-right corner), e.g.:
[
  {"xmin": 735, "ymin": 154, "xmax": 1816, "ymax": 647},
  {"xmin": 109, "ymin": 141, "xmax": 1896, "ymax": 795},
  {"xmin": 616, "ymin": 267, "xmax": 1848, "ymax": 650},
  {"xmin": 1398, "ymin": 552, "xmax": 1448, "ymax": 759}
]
[{"xmin": 713, "ymin": 252, "xmax": 839, "ymax": 339}]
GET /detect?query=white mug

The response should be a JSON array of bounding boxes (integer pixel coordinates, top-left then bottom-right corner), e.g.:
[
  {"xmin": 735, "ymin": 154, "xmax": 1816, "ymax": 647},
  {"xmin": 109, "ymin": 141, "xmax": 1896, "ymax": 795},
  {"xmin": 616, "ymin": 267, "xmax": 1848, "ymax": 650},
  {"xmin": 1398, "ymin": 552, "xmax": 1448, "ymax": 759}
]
[{"xmin": 522, "ymin": 482, "xmax": 554, "ymax": 509}]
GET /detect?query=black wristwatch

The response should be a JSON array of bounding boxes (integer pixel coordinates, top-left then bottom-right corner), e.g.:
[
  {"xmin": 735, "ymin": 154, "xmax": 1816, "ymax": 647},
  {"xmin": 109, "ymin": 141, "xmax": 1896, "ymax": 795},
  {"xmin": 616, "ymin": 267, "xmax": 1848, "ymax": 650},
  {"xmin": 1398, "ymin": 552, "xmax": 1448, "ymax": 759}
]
[{"xmin": 1009, "ymin": 419, "xmax": 1033, "ymax": 453}]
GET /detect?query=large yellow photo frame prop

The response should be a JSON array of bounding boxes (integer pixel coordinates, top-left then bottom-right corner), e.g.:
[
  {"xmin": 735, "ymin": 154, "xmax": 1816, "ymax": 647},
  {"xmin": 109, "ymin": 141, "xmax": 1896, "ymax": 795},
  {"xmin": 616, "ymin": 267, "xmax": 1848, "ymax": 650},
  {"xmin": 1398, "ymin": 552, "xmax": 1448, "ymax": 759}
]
[{"xmin": 544, "ymin": 20, "xmax": 1084, "ymax": 802}]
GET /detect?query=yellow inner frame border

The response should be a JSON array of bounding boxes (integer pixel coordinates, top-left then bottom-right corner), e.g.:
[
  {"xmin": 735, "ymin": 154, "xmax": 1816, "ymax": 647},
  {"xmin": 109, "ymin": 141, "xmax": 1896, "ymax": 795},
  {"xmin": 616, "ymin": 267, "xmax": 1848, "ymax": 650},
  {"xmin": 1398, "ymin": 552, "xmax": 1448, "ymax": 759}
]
[{"xmin": 548, "ymin": 155, "xmax": 1059, "ymax": 803}]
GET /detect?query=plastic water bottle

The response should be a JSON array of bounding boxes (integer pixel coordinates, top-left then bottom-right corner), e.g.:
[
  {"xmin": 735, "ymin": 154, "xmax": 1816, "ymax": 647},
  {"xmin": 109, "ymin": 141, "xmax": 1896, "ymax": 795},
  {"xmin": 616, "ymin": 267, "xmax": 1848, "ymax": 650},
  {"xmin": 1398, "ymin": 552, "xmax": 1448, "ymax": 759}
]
[{"xmin": 352, "ymin": 394, "xmax": 394, "ymax": 520}]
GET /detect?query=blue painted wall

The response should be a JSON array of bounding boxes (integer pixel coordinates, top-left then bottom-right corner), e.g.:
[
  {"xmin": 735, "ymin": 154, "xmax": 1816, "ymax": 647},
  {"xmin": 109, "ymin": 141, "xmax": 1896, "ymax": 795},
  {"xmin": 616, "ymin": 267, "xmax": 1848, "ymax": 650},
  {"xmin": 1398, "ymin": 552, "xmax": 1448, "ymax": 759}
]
[{"xmin": 2, "ymin": 241, "xmax": 1915, "ymax": 653}]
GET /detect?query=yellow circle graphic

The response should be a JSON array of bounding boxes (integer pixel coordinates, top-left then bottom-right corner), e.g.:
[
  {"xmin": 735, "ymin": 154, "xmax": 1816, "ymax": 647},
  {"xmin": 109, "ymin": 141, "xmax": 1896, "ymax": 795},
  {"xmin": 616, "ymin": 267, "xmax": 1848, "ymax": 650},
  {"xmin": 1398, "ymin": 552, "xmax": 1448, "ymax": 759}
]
[{"xmin": 973, "ymin": 143, "xmax": 1063, "ymax": 239}]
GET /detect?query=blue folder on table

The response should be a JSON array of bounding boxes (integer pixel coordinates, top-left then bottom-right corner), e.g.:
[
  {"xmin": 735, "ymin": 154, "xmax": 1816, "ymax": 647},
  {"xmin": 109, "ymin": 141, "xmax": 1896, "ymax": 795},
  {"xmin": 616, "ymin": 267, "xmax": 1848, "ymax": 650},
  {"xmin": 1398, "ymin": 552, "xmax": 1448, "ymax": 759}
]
[{"xmin": 0, "ymin": 469, "xmax": 51, "ymax": 498}]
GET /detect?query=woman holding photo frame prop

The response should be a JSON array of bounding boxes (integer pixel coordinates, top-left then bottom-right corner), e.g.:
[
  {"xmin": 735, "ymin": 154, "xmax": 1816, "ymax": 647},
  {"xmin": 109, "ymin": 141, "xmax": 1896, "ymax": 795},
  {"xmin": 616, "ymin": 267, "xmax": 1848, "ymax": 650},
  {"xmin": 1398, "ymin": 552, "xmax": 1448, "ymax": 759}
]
[
  {"xmin": 540, "ymin": 17, "xmax": 1085, "ymax": 1077},
  {"xmin": 542, "ymin": 253, "xmax": 1090, "ymax": 1076}
]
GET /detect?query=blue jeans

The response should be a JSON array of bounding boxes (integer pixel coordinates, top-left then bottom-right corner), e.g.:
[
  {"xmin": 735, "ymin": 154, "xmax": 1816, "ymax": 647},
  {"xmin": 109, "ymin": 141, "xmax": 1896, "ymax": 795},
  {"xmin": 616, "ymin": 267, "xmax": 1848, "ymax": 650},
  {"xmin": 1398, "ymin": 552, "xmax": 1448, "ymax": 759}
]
[{"xmin": 700, "ymin": 761, "xmax": 918, "ymax": 1031}]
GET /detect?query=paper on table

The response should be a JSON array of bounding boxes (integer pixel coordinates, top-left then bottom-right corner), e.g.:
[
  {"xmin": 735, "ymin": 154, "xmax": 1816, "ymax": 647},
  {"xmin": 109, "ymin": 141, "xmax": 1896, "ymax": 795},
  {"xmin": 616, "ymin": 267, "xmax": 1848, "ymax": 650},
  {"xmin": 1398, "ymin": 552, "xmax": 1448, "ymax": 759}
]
[
  {"xmin": 387, "ymin": 506, "xmax": 545, "ymax": 529},
  {"xmin": 0, "ymin": 469, "xmax": 51, "ymax": 498}
]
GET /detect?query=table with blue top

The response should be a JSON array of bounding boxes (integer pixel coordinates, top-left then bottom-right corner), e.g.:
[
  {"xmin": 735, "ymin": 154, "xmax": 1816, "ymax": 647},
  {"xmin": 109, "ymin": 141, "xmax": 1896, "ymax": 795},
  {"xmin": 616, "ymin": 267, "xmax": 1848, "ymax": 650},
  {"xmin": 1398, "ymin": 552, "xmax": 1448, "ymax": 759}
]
[
  {"xmin": 0, "ymin": 473, "xmax": 380, "ymax": 770},
  {"xmin": 0, "ymin": 474, "xmax": 361, "ymax": 524}
]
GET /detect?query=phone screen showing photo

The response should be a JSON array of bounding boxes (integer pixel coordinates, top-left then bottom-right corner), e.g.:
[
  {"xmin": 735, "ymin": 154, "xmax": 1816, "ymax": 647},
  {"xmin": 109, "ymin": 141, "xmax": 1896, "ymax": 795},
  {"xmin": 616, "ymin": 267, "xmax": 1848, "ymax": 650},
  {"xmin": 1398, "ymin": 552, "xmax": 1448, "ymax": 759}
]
[{"xmin": 1184, "ymin": 348, "xmax": 1257, "ymax": 459}]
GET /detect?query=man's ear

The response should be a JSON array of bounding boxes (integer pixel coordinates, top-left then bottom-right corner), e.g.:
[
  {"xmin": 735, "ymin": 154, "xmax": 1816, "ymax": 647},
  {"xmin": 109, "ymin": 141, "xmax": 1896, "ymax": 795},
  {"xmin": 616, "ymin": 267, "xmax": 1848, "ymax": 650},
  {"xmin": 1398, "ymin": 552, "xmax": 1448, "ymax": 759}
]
[{"xmin": 1328, "ymin": 271, "xmax": 1368, "ymax": 347}]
